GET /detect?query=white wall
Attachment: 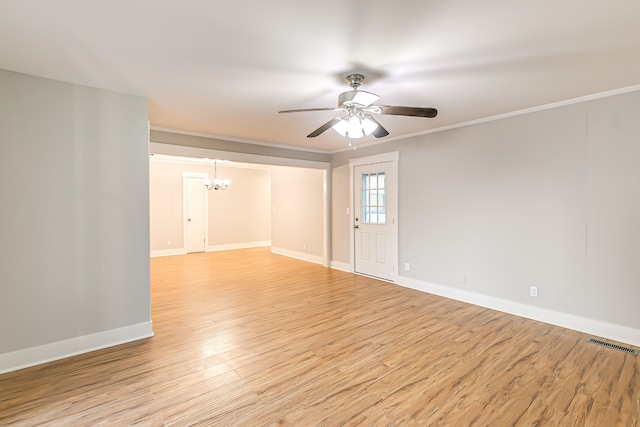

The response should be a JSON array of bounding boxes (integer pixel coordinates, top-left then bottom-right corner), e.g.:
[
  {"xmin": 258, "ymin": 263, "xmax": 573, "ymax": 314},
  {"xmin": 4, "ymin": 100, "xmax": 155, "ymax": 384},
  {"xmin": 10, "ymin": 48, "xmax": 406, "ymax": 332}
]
[
  {"xmin": 331, "ymin": 90, "xmax": 640, "ymax": 345},
  {"xmin": 0, "ymin": 70, "xmax": 151, "ymax": 373},
  {"xmin": 150, "ymin": 157, "xmax": 271, "ymax": 255},
  {"xmin": 208, "ymin": 164, "xmax": 272, "ymax": 249}
]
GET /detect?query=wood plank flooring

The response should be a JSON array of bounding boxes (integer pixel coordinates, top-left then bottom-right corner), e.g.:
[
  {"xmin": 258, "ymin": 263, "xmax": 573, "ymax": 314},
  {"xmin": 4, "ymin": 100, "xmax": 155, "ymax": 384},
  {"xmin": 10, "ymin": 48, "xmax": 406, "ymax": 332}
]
[{"xmin": 1, "ymin": 248, "xmax": 638, "ymax": 426}]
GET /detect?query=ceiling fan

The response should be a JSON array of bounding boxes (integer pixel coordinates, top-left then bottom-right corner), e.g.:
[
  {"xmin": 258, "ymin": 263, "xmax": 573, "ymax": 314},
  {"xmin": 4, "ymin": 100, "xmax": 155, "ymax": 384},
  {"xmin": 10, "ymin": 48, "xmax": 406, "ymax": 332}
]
[{"xmin": 279, "ymin": 74, "xmax": 437, "ymax": 139}]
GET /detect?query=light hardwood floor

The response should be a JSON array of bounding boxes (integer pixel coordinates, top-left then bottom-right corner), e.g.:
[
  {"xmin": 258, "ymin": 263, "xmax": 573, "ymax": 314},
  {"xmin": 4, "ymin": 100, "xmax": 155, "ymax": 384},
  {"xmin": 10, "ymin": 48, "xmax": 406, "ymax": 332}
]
[{"xmin": 1, "ymin": 248, "xmax": 638, "ymax": 426}]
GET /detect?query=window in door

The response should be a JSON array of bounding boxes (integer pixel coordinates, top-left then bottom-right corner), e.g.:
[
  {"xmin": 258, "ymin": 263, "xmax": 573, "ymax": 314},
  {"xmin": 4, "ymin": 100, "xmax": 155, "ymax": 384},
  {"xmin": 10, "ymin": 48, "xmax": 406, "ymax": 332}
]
[{"xmin": 361, "ymin": 172, "xmax": 386, "ymax": 224}]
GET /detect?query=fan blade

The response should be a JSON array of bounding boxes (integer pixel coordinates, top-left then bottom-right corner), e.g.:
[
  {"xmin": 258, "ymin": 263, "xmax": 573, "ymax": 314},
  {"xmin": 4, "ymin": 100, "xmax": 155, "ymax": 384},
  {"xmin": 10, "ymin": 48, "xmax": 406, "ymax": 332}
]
[
  {"xmin": 378, "ymin": 105, "xmax": 438, "ymax": 118},
  {"xmin": 279, "ymin": 107, "xmax": 337, "ymax": 113},
  {"xmin": 365, "ymin": 115, "xmax": 389, "ymax": 138},
  {"xmin": 307, "ymin": 117, "xmax": 343, "ymax": 138}
]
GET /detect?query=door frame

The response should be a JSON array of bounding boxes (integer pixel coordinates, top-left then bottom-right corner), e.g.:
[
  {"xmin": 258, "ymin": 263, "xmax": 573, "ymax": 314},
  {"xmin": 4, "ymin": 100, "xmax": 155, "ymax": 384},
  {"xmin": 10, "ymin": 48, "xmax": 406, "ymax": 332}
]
[
  {"xmin": 349, "ymin": 151, "xmax": 399, "ymax": 282},
  {"xmin": 182, "ymin": 171, "xmax": 209, "ymax": 252}
]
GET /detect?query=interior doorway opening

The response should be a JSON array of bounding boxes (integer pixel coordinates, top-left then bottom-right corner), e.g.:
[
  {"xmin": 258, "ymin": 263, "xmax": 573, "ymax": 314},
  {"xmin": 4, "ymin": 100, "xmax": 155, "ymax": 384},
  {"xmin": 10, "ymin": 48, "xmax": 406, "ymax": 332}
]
[{"xmin": 149, "ymin": 149, "xmax": 330, "ymax": 267}]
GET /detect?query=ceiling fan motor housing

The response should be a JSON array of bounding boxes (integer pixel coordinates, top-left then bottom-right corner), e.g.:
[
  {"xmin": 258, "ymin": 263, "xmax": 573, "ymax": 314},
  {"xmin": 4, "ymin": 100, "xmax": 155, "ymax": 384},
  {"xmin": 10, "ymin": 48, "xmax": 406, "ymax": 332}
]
[
  {"xmin": 338, "ymin": 90, "xmax": 380, "ymax": 108},
  {"xmin": 346, "ymin": 73, "xmax": 365, "ymax": 88}
]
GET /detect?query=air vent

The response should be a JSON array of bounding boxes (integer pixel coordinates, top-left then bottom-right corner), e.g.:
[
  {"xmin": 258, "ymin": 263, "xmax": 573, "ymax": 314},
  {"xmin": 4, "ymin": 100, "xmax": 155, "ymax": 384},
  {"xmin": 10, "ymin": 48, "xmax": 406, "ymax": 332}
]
[{"xmin": 586, "ymin": 338, "xmax": 638, "ymax": 355}]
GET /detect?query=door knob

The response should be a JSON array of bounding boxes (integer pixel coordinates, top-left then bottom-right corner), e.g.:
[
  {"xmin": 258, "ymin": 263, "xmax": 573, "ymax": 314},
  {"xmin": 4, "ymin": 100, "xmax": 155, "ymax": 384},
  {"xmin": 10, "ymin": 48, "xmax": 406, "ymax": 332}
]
[
  {"xmin": 188, "ymin": 218, "xmax": 191, "ymax": 222},
  {"xmin": 354, "ymin": 225, "xmax": 359, "ymax": 229}
]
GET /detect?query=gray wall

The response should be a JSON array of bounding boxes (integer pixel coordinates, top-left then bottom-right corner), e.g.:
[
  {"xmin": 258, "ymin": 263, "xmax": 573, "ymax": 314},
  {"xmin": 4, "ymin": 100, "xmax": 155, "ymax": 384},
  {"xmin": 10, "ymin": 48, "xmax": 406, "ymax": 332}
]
[
  {"xmin": 3, "ymin": 67, "xmax": 637, "ymax": 368},
  {"xmin": 271, "ymin": 166, "xmax": 325, "ymax": 258},
  {"xmin": 0, "ymin": 70, "xmax": 150, "ymax": 355},
  {"xmin": 331, "ymin": 90, "xmax": 640, "ymax": 332},
  {"xmin": 151, "ymin": 129, "xmax": 331, "ymax": 164},
  {"xmin": 331, "ymin": 164, "xmax": 351, "ymax": 264}
]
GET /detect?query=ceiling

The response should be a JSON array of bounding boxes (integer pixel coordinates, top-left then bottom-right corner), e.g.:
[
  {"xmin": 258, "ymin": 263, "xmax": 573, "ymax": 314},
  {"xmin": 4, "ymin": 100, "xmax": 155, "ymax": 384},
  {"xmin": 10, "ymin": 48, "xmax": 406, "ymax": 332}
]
[{"xmin": 2, "ymin": 1, "xmax": 640, "ymax": 153}]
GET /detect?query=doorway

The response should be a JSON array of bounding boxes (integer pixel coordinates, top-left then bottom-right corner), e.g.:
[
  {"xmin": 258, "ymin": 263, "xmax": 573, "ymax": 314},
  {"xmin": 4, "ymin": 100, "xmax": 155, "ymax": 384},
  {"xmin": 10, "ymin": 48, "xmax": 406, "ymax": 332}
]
[
  {"xmin": 350, "ymin": 152, "xmax": 398, "ymax": 282},
  {"xmin": 182, "ymin": 172, "xmax": 209, "ymax": 253}
]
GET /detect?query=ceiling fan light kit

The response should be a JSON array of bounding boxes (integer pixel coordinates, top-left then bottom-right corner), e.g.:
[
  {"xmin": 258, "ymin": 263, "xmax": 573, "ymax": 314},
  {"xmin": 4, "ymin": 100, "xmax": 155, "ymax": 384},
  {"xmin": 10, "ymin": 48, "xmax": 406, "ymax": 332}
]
[
  {"xmin": 331, "ymin": 112, "xmax": 378, "ymax": 138},
  {"xmin": 279, "ymin": 73, "xmax": 438, "ymax": 148}
]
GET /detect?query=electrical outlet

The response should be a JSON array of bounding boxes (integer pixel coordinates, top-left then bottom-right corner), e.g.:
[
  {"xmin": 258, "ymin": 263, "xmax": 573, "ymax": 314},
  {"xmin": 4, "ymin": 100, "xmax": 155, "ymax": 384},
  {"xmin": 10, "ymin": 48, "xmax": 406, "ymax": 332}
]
[
  {"xmin": 404, "ymin": 262, "xmax": 410, "ymax": 272},
  {"xmin": 303, "ymin": 244, "xmax": 307, "ymax": 251},
  {"xmin": 167, "ymin": 240, "xmax": 171, "ymax": 246},
  {"xmin": 530, "ymin": 286, "xmax": 538, "ymax": 298}
]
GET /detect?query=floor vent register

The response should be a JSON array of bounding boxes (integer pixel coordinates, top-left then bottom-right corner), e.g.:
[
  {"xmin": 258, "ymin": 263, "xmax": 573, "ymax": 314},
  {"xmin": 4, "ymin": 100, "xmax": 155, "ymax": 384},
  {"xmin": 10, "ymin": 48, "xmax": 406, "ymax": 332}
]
[{"xmin": 586, "ymin": 338, "xmax": 638, "ymax": 355}]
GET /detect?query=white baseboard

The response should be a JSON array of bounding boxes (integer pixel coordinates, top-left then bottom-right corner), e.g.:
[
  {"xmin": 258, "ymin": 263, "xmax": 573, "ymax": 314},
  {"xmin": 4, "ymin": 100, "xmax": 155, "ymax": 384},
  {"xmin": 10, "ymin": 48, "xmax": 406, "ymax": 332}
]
[
  {"xmin": 0, "ymin": 321, "xmax": 154, "ymax": 375},
  {"xmin": 207, "ymin": 241, "xmax": 271, "ymax": 252},
  {"xmin": 271, "ymin": 247, "xmax": 324, "ymax": 265},
  {"xmin": 330, "ymin": 260, "xmax": 352, "ymax": 273},
  {"xmin": 151, "ymin": 242, "xmax": 271, "ymax": 258},
  {"xmin": 397, "ymin": 276, "xmax": 640, "ymax": 348},
  {"xmin": 150, "ymin": 248, "xmax": 186, "ymax": 258}
]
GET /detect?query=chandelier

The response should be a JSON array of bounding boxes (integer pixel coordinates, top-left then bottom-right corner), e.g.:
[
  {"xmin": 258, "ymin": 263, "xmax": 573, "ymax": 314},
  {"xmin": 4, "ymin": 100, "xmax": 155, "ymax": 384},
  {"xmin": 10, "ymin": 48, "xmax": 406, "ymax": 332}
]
[{"xmin": 203, "ymin": 160, "xmax": 230, "ymax": 191}]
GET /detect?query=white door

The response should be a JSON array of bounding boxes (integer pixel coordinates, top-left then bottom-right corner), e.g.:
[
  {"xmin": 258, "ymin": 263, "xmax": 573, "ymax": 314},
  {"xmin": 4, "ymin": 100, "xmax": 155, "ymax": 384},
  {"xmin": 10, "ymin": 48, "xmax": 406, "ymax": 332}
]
[
  {"xmin": 354, "ymin": 161, "xmax": 397, "ymax": 281},
  {"xmin": 185, "ymin": 176, "xmax": 207, "ymax": 253}
]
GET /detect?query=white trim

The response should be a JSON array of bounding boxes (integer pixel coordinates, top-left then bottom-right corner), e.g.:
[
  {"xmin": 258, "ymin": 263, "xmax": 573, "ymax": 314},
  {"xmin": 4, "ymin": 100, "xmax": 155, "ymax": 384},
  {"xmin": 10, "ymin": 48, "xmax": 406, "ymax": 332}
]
[
  {"xmin": 0, "ymin": 322, "xmax": 154, "ymax": 375},
  {"xmin": 330, "ymin": 261, "xmax": 352, "ymax": 273},
  {"xmin": 152, "ymin": 242, "xmax": 272, "ymax": 256},
  {"xmin": 331, "ymin": 84, "xmax": 640, "ymax": 153},
  {"xmin": 348, "ymin": 151, "xmax": 400, "ymax": 167},
  {"xmin": 270, "ymin": 247, "xmax": 325, "ymax": 265},
  {"xmin": 207, "ymin": 241, "xmax": 271, "ymax": 252},
  {"xmin": 154, "ymin": 85, "xmax": 640, "ymax": 156},
  {"xmin": 182, "ymin": 171, "xmax": 212, "ymax": 179},
  {"xmin": 151, "ymin": 248, "xmax": 187, "ymax": 258},
  {"xmin": 397, "ymin": 276, "xmax": 640, "ymax": 348}
]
